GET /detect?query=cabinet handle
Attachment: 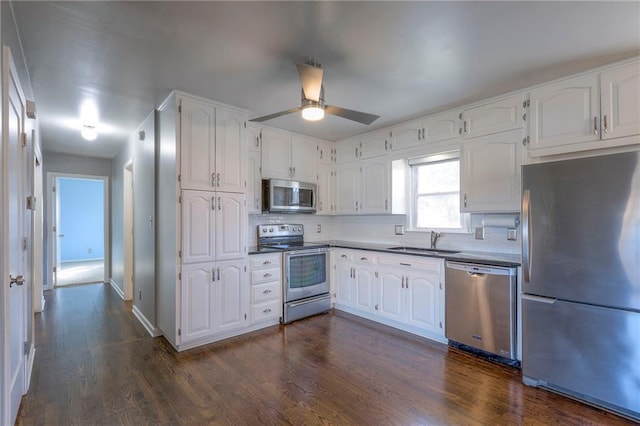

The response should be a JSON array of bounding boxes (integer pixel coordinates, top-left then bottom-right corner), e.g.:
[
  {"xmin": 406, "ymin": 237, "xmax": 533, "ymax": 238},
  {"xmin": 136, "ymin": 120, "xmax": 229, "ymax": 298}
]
[
  {"xmin": 218, "ymin": 197, "xmax": 222, "ymax": 210},
  {"xmin": 385, "ymin": 140, "xmax": 388, "ymax": 150},
  {"xmin": 401, "ymin": 276, "xmax": 405, "ymax": 288},
  {"xmin": 463, "ymin": 120, "xmax": 468, "ymax": 134},
  {"xmin": 593, "ymin": 116, "xmax": 598, "ymax": 135},
  {"xmin": 211, "ymin": 196, "xmax": 215, "ymax": 210},
  {"xmin": 340, "ymin": 254, "xmax": 347, "ymax": 259},
  {"xmin": 417, "ymin": 129, "xmax": 421, "ymax": 140},
  {"xmin": 422, "ymin": 128, "xmax": 425, "ymax": 140},
  {"xmin": 262, "ymin": 260, "xmax": 272, "ymax": 265},
  {"xmin": 212, "ymin": 269, "xmax": 215, "ymax": 282},
  {"xmin": 217, "ymin": 268, "xmax": 220, "ymax": 281},
  {"xmin": 263, "ymin": 273, "xmax": 272, "ymax": 278},
  {"xmin": 360, "ymin": 257, "xmax": 368, "ymax": 261},
  {"xmin": 603, "ymin": 115, "xmax": 608, "ymax": 134},
  {"xmin": 399, "ymin": 262, "xmax": 412, "ymax": 267},
  {"xmin": 217, "ymin": 173, "xmax": 221, "ymax": 187},
  {"xmin": 463, "ymin": 193, "xmax": 468, "ymax": 208},
  {"xmin": 405, "ymin": 278, "xmax": 409, "ymax": 289},
  {"xmin": 292, "ymin": 167, "xmax": 296, "ymax": 176},
  {"xmin": 211, "ymin": 173, "xmax": 216, "ymax": 187},
  {"xmin": 255, "ymin": 136, "xmax": 260, "ymax": 147},
  {"xmin": 385, "ymin": 199, "xmax": 388, "ymax": 210},
  {"xmin": 355, "ymin": 147, "xmax": 358, "ymax": 157},
  {"xmin": 262, "ymin": 289, "xmax": 272, "ymax": 294},
  {"xmin": 263, "ymin": 308, "xmax": 272, "ymax": 314},
  {"xmin": 256, "ymin": 197, "xmax": 260, "ymax": 210}
]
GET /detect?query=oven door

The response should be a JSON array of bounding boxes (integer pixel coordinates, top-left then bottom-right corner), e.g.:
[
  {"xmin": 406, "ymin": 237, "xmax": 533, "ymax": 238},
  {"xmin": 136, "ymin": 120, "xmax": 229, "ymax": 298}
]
[{"xmin": 284, "ymin": 249, "xmax": 329, "ymax": 302}]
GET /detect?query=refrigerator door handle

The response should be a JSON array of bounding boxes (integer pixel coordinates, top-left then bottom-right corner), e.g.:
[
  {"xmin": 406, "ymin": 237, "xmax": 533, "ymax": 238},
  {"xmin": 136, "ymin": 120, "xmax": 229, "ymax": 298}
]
[
  {"xmin": 522, "ymin": 294, "xmax": 556, "ymax": 304},
  {"xmin": 522, "ymin": 189, "xmax": 531, "ymax": 283}
]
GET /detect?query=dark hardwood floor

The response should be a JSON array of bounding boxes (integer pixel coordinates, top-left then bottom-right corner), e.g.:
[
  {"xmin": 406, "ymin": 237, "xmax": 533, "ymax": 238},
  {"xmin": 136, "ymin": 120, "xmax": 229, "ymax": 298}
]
[{"xmin": 16, "ymin": 283, "xmax": 634, "ymax": 425}]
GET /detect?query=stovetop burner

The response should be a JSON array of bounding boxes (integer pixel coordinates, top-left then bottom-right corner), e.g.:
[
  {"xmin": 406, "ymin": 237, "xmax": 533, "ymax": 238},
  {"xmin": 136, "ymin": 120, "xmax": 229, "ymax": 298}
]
[{"xmin": 257, "ymin": 224, "xmax": 329, "ymax": 251}]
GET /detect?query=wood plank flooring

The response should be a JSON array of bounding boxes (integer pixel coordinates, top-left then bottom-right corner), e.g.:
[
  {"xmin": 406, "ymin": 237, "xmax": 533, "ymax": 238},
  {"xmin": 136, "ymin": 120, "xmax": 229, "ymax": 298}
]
[{"xmin": 16, "ymin": 283, "xmax": 634, "ymax": 425}]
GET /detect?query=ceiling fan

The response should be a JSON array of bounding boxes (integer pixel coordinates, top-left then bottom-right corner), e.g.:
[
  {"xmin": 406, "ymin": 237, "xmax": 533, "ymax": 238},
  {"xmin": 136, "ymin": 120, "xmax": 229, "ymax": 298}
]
[{"xmin": 250, "ymin": 61, "xmax": 380, "ymax": 125}]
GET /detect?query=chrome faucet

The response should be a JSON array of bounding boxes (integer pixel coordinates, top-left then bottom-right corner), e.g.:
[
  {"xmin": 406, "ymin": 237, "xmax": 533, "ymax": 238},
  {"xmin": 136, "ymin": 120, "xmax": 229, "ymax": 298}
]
[{"xmin": 430, "ymin": 231, "xmax": 441, "ymax": 249}]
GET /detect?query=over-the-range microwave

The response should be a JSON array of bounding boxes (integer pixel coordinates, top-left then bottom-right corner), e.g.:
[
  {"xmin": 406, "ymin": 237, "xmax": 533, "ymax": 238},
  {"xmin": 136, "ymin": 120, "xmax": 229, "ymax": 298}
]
[{"xmin": 262, "ymin": 178, "xmax": 316, "ymax": 214}]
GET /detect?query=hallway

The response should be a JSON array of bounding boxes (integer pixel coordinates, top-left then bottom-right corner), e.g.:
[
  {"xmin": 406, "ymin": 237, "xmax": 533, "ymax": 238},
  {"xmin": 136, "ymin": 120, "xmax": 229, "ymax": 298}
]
[{"xmin": 16, "ymin": 284, "xmax": 632, "ymax": 425}]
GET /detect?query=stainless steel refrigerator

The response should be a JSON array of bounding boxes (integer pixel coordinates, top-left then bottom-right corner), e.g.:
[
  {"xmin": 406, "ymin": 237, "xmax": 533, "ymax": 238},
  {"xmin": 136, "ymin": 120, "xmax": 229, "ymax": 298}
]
[{"xmin": 522, "ymin": 150, "xmax": 640, "ymax": 421}]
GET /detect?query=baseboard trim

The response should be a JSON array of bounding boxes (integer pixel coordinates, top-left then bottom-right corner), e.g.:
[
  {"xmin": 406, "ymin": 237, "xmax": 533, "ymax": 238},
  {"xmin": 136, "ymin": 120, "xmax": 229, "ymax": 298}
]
[
  {"xmin": 109, "ymin": 279, "xmax": 125, "ymax": 300},
  {"xmin": 132, "ymin": 305, "xmax": 162, "ymax": 337},
  {"xmin": 26, "ymin": 345, "xmax": 36, "ymax": 391}
]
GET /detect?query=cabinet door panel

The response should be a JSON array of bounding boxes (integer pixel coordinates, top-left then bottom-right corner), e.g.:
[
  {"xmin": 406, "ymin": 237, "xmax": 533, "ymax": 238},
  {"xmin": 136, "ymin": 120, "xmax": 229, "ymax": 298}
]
[
  {"xmin": 317, "ymin": 162, "xmax": 334, "ymax": 215},
  {"xmin": 180, "ymin": 98, "xmax": 216, "ymax": 190},
  {"xmin": 335, "ymin": 262, "xmax": 354, "ymax": 306},
  {"xmin": 181, "ymin": 264, "xmax": 214, "ymax": 343},
  {"xmin": 262, "ymin": 128, "xmax": 292, "ymax": 180},
  {"xmin": 392, "ymin": 119, "xmax": 422, "ymax": 151},
  {"xmin": 335, "ymin": 137, "xmax": 360, "ymax": 164},
  {"xmin": 182, "ymin": 190, "xmax": 216, "ymax": 264},
  {"xmin": 355, "ymin": 267, "xmax": 375, "ymax": 311},
  {"xmin": 334, "ymin": 163, "xmax": 360, "ymax": 214},
  {"xmin": 215, "ymin": 193, "xmax": 246, "ymax": 261},
  {"xmin": 216, "ymin": 261, "xmax": 247, "ymax": 332},
  {"xmin": 360, "ymin": 130, "xmax": 390, "ymax": 158},
  {"xmin": 405, "ymin": 271, "xmax": 439, "ymax": 332},
  {"xmin": 463, "ymin": 94, "xmax": 525, "ymax": 138},
  {"xmin": 246, "ymin": 149, "xmax": 261, "ymax": 213},
  {"xmin": 461, "ymin": 129, "xmax": 521, "ymax": 212},
  {"xmin": 601, "ymin": 62, "xmax": 640, "ymax": 140},
  {"xmin": 216, "ymin": 108, "xmax": 246, "ymax": 193},
  {"xmin": 360, "ymin": 158, "xmax": 390, "ymax": 214},
  {"xmin": 424, "ymin": 111, "xmax": 460, "ymax": 143},
  {"xmin": 291, "ymin": 136, "xmax": 317, "ymax": 183},
  {"xmin": 529, "ymin": 75, "xmax": 599, "ymax": 152},
  {"xmin": 378, "ymin": 269, "xmax": 404, "ymax": 321}
]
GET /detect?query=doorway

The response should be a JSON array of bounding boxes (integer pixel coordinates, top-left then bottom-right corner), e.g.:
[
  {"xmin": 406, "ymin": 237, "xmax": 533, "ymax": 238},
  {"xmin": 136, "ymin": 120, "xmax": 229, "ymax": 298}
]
[{"xmin": 48, "ymin": 173, "xmax": 109, "ymax": 287}]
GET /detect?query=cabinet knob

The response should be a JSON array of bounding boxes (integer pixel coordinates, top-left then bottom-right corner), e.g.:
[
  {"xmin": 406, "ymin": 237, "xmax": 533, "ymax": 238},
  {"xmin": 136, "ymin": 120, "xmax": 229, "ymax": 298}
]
[
  {"xmin": 263, "ymin": 289, "xmax": 272, "ymax": 294},
  {"xmin": 263, "ymin": 273, "xmax": 272, "ymax": 278},
  {"xmin": 263, "ymin": 308, "xmax": 272, "ymax": 314},
  {"xmin": 262, "ymin": 260, "xmax": 271, "ymax": 265}
]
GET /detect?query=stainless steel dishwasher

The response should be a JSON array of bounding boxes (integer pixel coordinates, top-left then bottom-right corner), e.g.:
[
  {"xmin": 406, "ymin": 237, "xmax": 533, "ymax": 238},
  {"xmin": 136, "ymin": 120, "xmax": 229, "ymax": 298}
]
[{"xmin": 445, "ymin": 261, "xmax": 517, "ymax": 360}]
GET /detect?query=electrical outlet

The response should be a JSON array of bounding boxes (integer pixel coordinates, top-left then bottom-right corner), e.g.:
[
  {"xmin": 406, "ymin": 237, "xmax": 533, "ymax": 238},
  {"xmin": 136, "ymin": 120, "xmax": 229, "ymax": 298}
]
[
  {"xmin": 395, "ymin": 225, "xmax": 405, "ymax": 235},
  {"xmin": 317, "ymin": 224, "xmax": 321, "ymax": 233},
  {"xmin": 507, "ymin": 228, "xmax": 517, "ymax": 241},
  {"xmin": 475, "ymin": 227, "xmax": 485, "ymax": 240}
]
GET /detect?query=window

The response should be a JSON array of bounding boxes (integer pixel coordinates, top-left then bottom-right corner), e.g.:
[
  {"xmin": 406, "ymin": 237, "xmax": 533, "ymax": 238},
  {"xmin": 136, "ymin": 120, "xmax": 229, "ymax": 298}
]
[{"xmin": 410, "ymin": 152, "xmax": 468, "ymax": 231}]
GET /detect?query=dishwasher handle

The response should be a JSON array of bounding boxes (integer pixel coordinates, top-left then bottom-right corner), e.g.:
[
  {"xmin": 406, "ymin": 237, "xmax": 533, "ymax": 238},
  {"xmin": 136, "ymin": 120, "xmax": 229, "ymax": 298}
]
[{"xmin": 446, "ymin": 261, "xmax": 516, "ymax": 277}]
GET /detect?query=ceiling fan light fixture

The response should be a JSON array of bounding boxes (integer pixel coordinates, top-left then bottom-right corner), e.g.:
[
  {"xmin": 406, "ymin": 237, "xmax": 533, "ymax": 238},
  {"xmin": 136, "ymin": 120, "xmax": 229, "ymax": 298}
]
[
  {"xmin": 81, "ymin": 124, "xmax": 97, "ymax": 141},
  {"xmin": 301, "ymin": 104, "xmax": 325, "ymax": 121}
]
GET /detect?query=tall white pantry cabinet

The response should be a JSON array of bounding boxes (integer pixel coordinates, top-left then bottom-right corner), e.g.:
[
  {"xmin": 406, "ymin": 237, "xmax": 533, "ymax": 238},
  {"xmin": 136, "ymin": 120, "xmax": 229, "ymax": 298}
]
[{"xmin": 156, "ymin": 91, "xmax": 249, "ymax": 351}]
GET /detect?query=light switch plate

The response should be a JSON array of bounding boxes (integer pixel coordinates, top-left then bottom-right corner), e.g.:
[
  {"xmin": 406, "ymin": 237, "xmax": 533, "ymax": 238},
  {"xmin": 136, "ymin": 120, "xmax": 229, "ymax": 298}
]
[
  {"xmin": 395, "ymin": 225, "xmax": 404, "ymax": 235},
  {"xmin": 507, "ymin": 228, "xmax": 517, "ymax": 241},
  {"xmin": 475, "ymin": 227, "xmax": 485, "ymax": 240}
]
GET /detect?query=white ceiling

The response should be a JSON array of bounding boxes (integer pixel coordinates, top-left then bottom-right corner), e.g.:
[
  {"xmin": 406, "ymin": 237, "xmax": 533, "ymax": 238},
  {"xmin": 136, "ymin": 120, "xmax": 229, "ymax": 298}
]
[{"xmin": 12, "ymin": 1, "xmax": 640, "ymax": 159}]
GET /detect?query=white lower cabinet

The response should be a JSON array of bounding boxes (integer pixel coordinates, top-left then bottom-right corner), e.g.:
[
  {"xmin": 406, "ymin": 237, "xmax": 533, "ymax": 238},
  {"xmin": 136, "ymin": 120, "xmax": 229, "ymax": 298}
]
[
  {"xmin": 180, "ymin": 259, "xmax": 249, "ymax": 345},
  {"xmin": 333, "ymin": 249, "xmax": 445, "ymax": 342},
  {"xmin": 249, "ymin": 253, "xmax": 282, "ymax": 325}
]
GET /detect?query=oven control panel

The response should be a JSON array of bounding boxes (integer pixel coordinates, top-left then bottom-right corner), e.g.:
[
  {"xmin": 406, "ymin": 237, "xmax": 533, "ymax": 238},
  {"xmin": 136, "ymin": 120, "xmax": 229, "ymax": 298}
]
[{"xmin": 258, "ymin": 224, "xmax": 304, "ymax": 237}]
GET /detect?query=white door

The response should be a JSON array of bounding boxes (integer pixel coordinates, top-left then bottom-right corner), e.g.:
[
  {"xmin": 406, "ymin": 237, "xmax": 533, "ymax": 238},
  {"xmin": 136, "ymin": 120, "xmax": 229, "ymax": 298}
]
[
  {"xmin": 181, "ymin": 190, "xmax": 216, "ymax": 264},
  {"xmin": 335, "ymin": 261, "xmax": 354, "ymax": 307},
  {"xmin": 180, "ymin": 97, "xmax": 216, "ymax": 191},
  {"xmin": 3, "ymin": 47, "xmax": 28, "ymax": 426},
  {"xmin": 601, "ymin": 61, "xmax": 640, "ymax": 140},
  {"xmin": 377, "ymin": 268, "xmax": 404, "ymax": 322},
  {"xmin": 215, "ymin": 192, "xmax": 245, "ymax": 261},
  {"xmin": 215, "ymin": 260, "xmax": 247, "ymax": 333},
  {"xmin": 215, "ymin": 108, "xmax": 246, "ymax": 193},
  {"xmin": 180, "ymin": 263, "xmax": 215, "ymax": 343},
  {"xmin": 462, "ymin": 93, "xmax": 525, "ymax": 138},
  {"xmin": 334, "ymin": 163, "xmax": 360, "ymax": 214},
  {"xmin": 316, "ymin": 162, "xmax": 333, "ymax": 215},
  {"xmin": 405, "ymin": 270, "xmax": 440, "ymax": 333},
  {"xmin": 291, "ymin": 135, "xmax": 317, "ymax": 183},
  {"xmin": 246, "ymin": 149, "xmax": 261, "ymax": 214},
  {"xmin": 529, "ymin": 74, "xmax": 600, "ymax": 153},
  {"xmin": 360, "ymin": 158, "xmax": 390, "ymax": 214},
  {"xmin": 359, "ymin": 130, "xmax": 389, "ymax": 159},
  {"xmin": 355, "ymin": 266, "xmax": 376, "ymax": 312},
  {"xmin": 391, "ymin": 119, "xmax": 422, "ymax": 151},
  {"xmin": 423, "ymin": 111, "xmax": 460, "ymax": 143},
  {"xmin": 261, "ymin": 128, "xmax": 291, "ymax": 180}
]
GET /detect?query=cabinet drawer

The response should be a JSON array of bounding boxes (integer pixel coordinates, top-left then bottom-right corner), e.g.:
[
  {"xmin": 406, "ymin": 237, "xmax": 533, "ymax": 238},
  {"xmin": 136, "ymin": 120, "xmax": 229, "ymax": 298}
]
[
  {"xmin": 252, "ymin": 281, "xmax": 280, "ymax": 304},
  {"xmin": 378, "ymin": 254, "xmax": 442, "ymax": 273},
  {"xmin": 251, "ymin": 267, "xmax": 281, "ymax": 284},
  {"xmin": 252, "ymin": 300, "xmax": 281, "ymax": 323},
  {"xmin": 333, "ymin": 249, "xmax": 354, "ymax": 262},
  {"xmin": 353, "ymin": 251, "xmax": 377, "ymax": 265},
  {"xmin": 250, "ymin": 253, "xmax": 281, "ymax": 269}
]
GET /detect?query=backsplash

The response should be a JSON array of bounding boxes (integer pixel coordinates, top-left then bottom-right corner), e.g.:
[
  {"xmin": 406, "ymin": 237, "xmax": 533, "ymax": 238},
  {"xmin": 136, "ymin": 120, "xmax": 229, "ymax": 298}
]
[{"xmin": 249, "ymin": 213, "xmax": 521, "ymax": 255}]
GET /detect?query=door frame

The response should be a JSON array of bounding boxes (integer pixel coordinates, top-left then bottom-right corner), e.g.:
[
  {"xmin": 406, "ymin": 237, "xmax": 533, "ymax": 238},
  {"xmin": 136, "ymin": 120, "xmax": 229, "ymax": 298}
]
[
  {"xmin": 123, "ymin": 159, "xmax": 134, "ymax": 301},
  {"xmin": 47, "ymin": 172, "xmax": 110, "ymax": 288}
]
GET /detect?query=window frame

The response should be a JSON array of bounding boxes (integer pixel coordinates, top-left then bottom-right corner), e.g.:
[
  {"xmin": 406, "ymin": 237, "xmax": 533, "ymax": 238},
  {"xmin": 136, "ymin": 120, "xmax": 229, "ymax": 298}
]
[{"xmin": 408, "ymin": 151, "xmax": 470, "ymax": 233}]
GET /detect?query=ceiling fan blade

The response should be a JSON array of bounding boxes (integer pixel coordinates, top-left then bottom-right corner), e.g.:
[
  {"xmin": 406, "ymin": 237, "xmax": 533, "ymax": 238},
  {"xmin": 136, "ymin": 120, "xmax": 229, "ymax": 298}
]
[
  {"xmin": 296, "ymin": 62, "xmax": 323, "ymax": 102},
  {"xmin": 325, "ymin": 105, "xmax": 380, "ymax": 125},
  {"xmin": 249, "ymin": 107, "xmax": 301, "ymax": 123}
]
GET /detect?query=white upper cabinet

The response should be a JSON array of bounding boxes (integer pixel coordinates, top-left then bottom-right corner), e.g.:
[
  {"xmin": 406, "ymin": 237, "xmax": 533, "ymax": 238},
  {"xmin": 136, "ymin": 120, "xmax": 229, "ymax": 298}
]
[
  {"xmin": 528, "ymin": 74, "xmax": 600, "ymax": 153},
  {"xmin": 261, "ymin": 127, "xmax": 292, "ymax": 180},
  {"xmin": 360, "ymin": 158, "xmax": 390, "ymax": 214},
  {"xmin": 460, "ymin": 129, "xmax": 522, "ymax": 213},
  {"xmin": 335, "ymin": 137, "xmax": 360, "ymax": 164},
  {"xmin": 215, "ymin": 108, "xmax": 246, "ymax": 193},
  {"xmin": 246, "ymin": 124, "xmax": 262, "ymax": 152},
  {"xmin": 180, "ymin": 98, "xmax": 216, "ymax": 191},
  {"xmin": 317, "ymin": 162, "xmax": 334, "ymax": 215},
  {"xmin": 180, "ymin": 95, "xmax": 247, "ymax": 193},
  {"xmin": 317, "ymin": 139, "xmax": 335, "ymax": 164},
  {"xmin": 360, "ymin": 129, "xmax": 391, "ymax": 158},
  {"xmin": 334, "ymin": 163, "xmax": 360, "ymax": 214},
  {"xmin": 391, "ymin": 118, "xmax": 423, "ymax": 151},
  {"xmin": 261, "ymin": 128, "xmax": 317, "ymax": 183},
  {"xmin": 246, "ymin": 148, "xmax": 261, "ymax": 214},
  {"xmin": 601, "ymin": 61, "xmax": 640, "ymax": 140},
  {"xmin": 422, "ymin": 111, "xmax": 461, "ymax": 144},
  {"xmin": 461, "ymin": 93, "xmax": 527, "ymax": 139},
  {"xmin": 291, "ymin": 135, "xmax": 317, "ymax": 184}
]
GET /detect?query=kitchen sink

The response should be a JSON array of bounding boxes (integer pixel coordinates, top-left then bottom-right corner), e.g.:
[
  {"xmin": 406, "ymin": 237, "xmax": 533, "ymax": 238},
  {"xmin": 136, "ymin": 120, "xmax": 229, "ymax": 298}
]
[{"xmin": 386, "ymin": 246, "xmax": 461, "ymax": 255}]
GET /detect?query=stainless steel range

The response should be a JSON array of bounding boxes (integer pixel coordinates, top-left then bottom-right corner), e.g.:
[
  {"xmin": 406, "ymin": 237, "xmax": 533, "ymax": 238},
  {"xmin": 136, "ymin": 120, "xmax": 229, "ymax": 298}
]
[{"xmin": 257, "ymin": 224, "xmax": 330, "ymax": 324}]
